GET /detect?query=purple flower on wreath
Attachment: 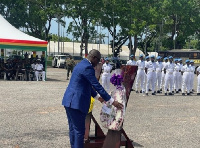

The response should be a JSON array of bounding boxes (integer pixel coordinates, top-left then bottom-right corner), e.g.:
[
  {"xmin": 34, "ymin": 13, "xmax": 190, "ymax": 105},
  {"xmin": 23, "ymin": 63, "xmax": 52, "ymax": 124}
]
[{"xmin": 110, "ymin": 73, "xmax": 123, "ymax": 87}]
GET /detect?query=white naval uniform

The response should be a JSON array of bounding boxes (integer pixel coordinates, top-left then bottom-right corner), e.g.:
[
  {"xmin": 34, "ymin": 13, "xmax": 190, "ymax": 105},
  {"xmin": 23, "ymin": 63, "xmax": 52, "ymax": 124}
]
[
  {"xmin": 35, "ymin": 64, "xmax": 45, "ymax": 81},
  {"xmin": 161, "ymin": 62, "xmax": 168, "ymax": 89},
  {"xmin": 127, "ymin": 60, "xmax": 137, "ymax": 90},
  {"xmin": 181, "ymin": 65, "xmax": 192, "ymax": 94},
  {"xmin": 126, "ymin": 60, "xmax": 136, "ymax": 66},
  {"xmin": 156, "ymin": 61, "xmax": 163, "ymax": 91},
  {"xmin": 190, "ymin": 65, "xmax": 195, "ymax": 92},
  {"xmin": 178, "ymin": 63, "xmax": 183, "ymax": 90},
  {"xmin": 173, "ymin": 63, "xmax": 180, "ymax": 91},
  {"xmin": 145, "ymin": 61, "xmax": 157, "ymax": 93},
  {"xmin": 144, "ymin": 61, "xmax": 149, "ymax": 89},
  {"xmin": 196, "ymin": 67, "xmax": 200, "ymax": 93},
  {"xmin": 164, "ymin": 62, "xmax": 175, "ymax": 93},
  {"xmin": 102, "ymin": 63, "xmax": 112, "ymax": 92},
  {"xmin": 135, "ymin": 60, "xmax": 145, "ymax": 92}
]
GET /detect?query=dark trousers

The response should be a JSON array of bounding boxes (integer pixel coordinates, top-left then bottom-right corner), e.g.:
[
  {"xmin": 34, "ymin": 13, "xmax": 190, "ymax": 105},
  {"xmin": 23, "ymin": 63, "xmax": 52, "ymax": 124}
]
[
  {"xmin": 64, "ymin": 106, "xmax": 86, "ymax": 148},
  {"xmin": 67, "ymin": 67, "xmax": 73, "ymax": 78},
  {"xmin": 6, "ymin": 70, "xmax": 14, "ymax": 80}
]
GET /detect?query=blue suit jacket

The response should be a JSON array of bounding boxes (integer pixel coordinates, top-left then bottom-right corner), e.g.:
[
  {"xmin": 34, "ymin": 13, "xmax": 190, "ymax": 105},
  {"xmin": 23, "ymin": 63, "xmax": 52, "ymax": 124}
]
[{"xmin": 62, "ymin": 58, "xmax": 111, "ymax": 114}]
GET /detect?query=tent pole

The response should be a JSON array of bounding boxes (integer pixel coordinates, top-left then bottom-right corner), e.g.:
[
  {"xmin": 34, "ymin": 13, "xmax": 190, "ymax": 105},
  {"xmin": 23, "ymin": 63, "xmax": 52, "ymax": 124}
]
[{"xmin": 45, "ymin": 49, "xmax": 47, "ymax": 81}]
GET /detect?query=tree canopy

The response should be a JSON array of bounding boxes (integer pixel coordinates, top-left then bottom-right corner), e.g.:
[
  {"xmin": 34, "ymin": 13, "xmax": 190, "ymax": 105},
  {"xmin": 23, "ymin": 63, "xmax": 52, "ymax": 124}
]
[{"xmin": 1, "ymin": 0, "xmax": 200, "ymax": 56}]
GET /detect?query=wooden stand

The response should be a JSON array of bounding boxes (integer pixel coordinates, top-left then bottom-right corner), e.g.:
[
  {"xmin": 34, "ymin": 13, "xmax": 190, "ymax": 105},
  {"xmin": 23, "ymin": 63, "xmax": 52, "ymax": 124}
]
[{"xmin": 84, "ymin": 65, "xmax": 138, "ymax": 148}]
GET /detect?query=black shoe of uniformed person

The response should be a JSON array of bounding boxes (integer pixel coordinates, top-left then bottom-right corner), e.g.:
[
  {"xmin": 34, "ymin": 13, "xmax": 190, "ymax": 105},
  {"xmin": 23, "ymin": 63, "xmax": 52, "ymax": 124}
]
[
  {"xmin": 167, "ymin": 89, "xmax": 169, "ymax": 91},
  {"xmin": 176, "ymin": 91, "xmax": 179, "ymax": 93},
  {"xmin": 149, "ymin": 89, "xmax": 152, "ymax": 91},
  {"xmin": 187, "ymin": 93, "xmax": 190, "ymax": 95},
  {"xmin": 160, "ymin": 88, "xmax": 162, "ymax": 92},
  {"xmin": 172, "ymin": 91, "xmax": 174, "ymax": 93},
  {"xmin": 197, "ymin": 93, "xmax": 200, "ymax": 96},
  {"xmin": 140, "ymin": 90, "xmax": 142, "ymax": 93},
  {"xmin": 157, "ymin": 90, "xmax": 161, "ymax": 93},
  {"xmin": 146, "ymin": 93, "xmax": 148, "ymax": 96},
  {"xmin": 178, "ymin": 89, "xmax": 181, "ymax": 91},
  {"xmin": 165, "ymin": 93, "xmax": 167, "ymax": 96},
  {"xmin": 136, "ymin": 90, "xmax": 139, "ymax": 93},
  {"xmin": 182, "ymin": 93, "xmax": 185, "ymax": 96},
  {"xmin": 152, "ymin": 93, "xmax": 156, "ymax": 95},
  {"xmin": 168, "ymin": 92, "xmax": 173, "ymax": 95}
]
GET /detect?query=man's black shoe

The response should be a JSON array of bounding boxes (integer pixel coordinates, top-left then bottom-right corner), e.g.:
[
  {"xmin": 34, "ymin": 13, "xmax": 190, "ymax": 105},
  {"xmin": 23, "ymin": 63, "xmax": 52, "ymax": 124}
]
[
  {"xmin": 157, "ymin": 90, "xmax": 161, "ymax": 93},
  {"xmin": 172, "ymin": 91, "xmax": 174, "ymax": 93},
  {"xmin": 160, "ymin": 88, "xmax": 162, "ymax": 91},
  {"xmin": 187, "ymin": 93, "xmax": 190, "ymax": 95},
  {"xmin": 165, "ymin": 93, "xmax": 167, "ymax": 96},
  {"xmin": 182, "ymin": 93, "xmax": 185, "ymax": 96},
  {"xmin": 136, "ymin": 91, "xmax": 139, "ymax": 93},
  {"xmin": 152, "ymin": 93, "xmax": 156, "ymax": 95},
  {"xmin": 178, "ymin": 89, "xmax": 181, "ymax": 91},
  {"xmin": 176, "ymin": 91, "xmax": 179, "ymax": 93},
  {"xmin": 140, "ymin": 90, "xmax": 142, "ymax": 93},
  {"xmin": 167, "ymin": 89, "xmax": 169, "ymax": 91},
  {"xmin": 197, "ymin": 93, "xmax": 200, "ymax": 96},
  {"xmin": 149, "ymin": 89, "xmax": 152, "ymax": 91},
  {"xmin": 168, "ymin": 93, "xmax": 173, "ymax": 95},
  {"xmin": 146, "ymin": 93, "xmax": 148, "ymax": 96}
]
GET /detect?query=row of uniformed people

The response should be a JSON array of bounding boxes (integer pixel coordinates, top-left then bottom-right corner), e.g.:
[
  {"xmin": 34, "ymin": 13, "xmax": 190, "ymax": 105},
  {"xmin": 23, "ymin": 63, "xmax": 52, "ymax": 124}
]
[
  {"xmin": 127, "ymin": 54, "xmax": 198, "ymax": 96},
  {"xmin": 0, "ymin": 58, "xmax": 45, "ymax": 81}
]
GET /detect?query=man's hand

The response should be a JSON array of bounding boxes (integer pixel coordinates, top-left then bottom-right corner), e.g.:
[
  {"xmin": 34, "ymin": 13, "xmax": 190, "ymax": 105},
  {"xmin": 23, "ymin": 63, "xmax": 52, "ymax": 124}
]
[
  {"xmin": 98, "ymin": 97, "xmax": 104, "ymax": 103},
  {"xmin": 112, "ymin": 101, "xmax": 123, "ymax": 110}
]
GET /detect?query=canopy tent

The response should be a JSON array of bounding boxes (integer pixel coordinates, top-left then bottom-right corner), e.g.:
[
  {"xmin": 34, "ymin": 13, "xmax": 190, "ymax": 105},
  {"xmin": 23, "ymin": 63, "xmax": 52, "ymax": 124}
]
[
  {"xmin": 0, "ymin": 14, "xmax": 47, "ymax": 51},
  {"xmin": 0, "ymin": 14, "xmax": 48, "ymax": 80}
]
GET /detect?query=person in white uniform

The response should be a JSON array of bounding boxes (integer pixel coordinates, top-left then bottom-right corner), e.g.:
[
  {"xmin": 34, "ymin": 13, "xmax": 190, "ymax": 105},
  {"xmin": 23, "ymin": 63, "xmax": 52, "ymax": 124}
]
[
  {"xmin": 189, "ymin": 60, "xmax": 195, "ymax": 93},
  {"xmin": 102, "ymin": 58, "xmax": 112, "ymax": 92},
  {"xmin": 160, "ymin": 57, "xmax": 168, "ymax": 92},
  {"xmin": 178, "ymin": 59, "xmax": 183, "ymax": 92},
  {"xmin": 156, "ymin": 56, "xmax": 163, "ymax": 93},
  {"xmin": 144, "ymin": 56, "xmax": 152, "ymax": 92},
  {"xmin": 135, "ymin": 54, "xmax": 145, "ymax": 93},
  {"xmin": 164, "ymin": 56, "xmax": 175, "ymax": 95},
  {"xmin": 181, "ymin": 60, "xmax": 191, "ymax": 95},
  {"xmin": 126, "ymin": 54, "xmax": 136, "ymax": 65},
  {"xmin": 196, "ymin": 66, "xmax": 200, "ymax": 95},
  {"xmin": 35, "ymin": 60, "xmax": 45, "ymax": 81},
  {"xmin": 145, "ymin": 55, "xmax": 157, "ymax": 95},
  {"xmin": 127, "ymin": 54, "xmax": 137, "ymax": 91},
  {"xmin": 173, "ymin": 59, "xmax": 180, "ymax": 93}
]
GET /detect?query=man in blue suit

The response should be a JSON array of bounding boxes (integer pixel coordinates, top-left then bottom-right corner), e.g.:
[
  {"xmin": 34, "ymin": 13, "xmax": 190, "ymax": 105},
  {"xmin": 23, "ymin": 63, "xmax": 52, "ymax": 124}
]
[{"xmin": 62, "ymin": 49, "xmax": 123, "ymax": 148}]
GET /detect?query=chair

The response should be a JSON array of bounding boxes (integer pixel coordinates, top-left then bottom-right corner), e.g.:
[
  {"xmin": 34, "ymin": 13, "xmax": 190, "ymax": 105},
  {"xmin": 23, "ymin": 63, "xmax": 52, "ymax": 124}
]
[{"xmin": 16, "ymin": 73, "xmax": 25, "ymax": 81}]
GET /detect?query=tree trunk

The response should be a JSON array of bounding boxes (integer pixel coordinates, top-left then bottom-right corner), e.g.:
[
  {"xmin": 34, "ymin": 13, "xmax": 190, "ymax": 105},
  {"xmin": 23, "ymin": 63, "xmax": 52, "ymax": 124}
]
[
  {"xmin": 128, "ymin": 35, "xmax": 132, "ymax": 56},
  {"xmin": 133, "ymin": 34, "xmax": 137, "ymax": 55}
]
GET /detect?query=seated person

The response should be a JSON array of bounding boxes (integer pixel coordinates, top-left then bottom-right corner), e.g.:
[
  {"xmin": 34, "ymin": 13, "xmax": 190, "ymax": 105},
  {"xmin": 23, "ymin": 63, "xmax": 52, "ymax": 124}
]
[
  {"xmin": 25, "ymin": 59, "xmax": 34, "ymax": 81},
  {"xmin": 35, "ymin": 60, "xmax": 45, "ymax": 81},
  {"xmin": 14, "ymin": 60, "xmax": 26, "ymax": 80},
  {"xmin": 4, "ymin": 59, "xmax": 14, "ymax": 80}
]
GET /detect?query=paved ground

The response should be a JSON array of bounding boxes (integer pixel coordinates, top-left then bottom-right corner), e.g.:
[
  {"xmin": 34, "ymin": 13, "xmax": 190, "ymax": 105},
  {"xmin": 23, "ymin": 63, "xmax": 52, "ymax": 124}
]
[{"xmin": 1, "ymin": 68, "xmax": 200, "ymax": 148}]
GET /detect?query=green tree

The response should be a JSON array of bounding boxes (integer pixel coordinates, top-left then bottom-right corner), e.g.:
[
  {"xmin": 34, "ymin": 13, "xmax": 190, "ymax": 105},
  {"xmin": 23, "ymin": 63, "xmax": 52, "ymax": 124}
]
[
  {"xmin": 64, "ymin": 0, "xmax": 103, "ymax": 56},
  {"xmin": 0, "ymin": 0, "xmax": 65, "ymax": 41},
  {"xmin": 162, "ymin": 0, "xmax": 199, "ymax": 49}
]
